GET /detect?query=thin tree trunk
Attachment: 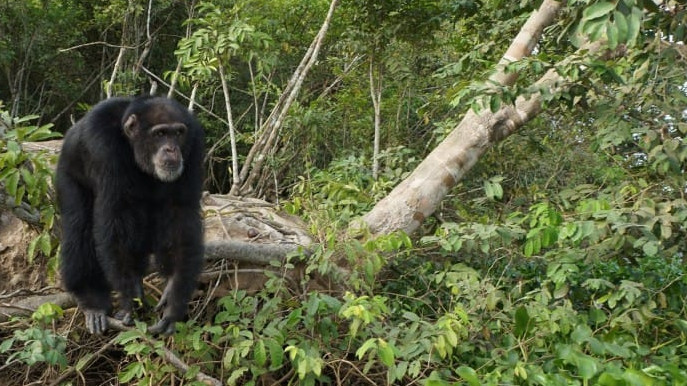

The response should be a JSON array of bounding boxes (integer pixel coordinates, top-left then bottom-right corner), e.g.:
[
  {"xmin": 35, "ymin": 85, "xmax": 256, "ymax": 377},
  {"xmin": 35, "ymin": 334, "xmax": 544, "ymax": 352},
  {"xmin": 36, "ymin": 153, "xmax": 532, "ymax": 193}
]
[
  {"xmin": 236, "ymin": 0, "xmax": 339, "ymax": 196},
  {"xmin": 167, "ymin": 60, "xmax": 183, "ymax": 99},
  {"xmin": 248, "ymin": 59, "xmax": 260, "ymax": 133},
  {"xmin": 218, "ymin": 62, "xmax": 241, "ymax": 194},
  {"xmin": 357, "ymin": 0, "xmax": 566, "ymax": 236},
  {"xmin": 106, "ymin": 47, "xmax": 126, "ymax": 98},
  {"xmin": 10, "ymin": 32, "xmax": 36, "ymax": 117},
  {"xmin": 188, "ymin": 82, "xmax": 198, "ymax": 111},
  {"xmin": 133, "ymin": 0, "xmax": 154, "ymax": 75},
  {"xmin": 106, "ymin": 0, "xmax": 135, "ymax": 99},
  {"xmin": 370, "ymin": 59, "xmax": 382, "ymax": 180}
]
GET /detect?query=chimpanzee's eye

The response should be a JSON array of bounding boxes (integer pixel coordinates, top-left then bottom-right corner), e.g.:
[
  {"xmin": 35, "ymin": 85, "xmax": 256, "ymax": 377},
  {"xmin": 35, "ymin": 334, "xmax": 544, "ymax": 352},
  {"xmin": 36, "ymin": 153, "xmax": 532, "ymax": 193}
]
[{"xmin": 155, "ymin": 131, "xmax": 165, "ymax": 137}]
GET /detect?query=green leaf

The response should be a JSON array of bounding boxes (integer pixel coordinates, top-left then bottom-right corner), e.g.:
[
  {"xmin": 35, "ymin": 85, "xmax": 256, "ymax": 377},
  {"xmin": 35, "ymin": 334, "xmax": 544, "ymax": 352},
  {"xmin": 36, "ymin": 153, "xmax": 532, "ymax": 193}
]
[
  {"xmin": 266, "ymin": 338, "xmax": 284, "ymax": 369},
  {"xmin": 7, "ymin": 140, "xmax": 21, "ymax": 156},
  {"xmin": 456, "ymin": 366, "xmax": 480, "ymax": 386},
  {"xmin": 614, "ymin": 11, "xmax": 628, "ymax": 42},
  {"xmin": 575, "ymin": 354, "xmax": 599, "ymax": 379},
  {"xmin": 356, "ymin": 338, "xmax": 377, "ymax": 360},
  {"xmin": 27, "ymin": 238, "xmax": 38, "ymax": 263},
  {"xmin": 514, "ymin": 306, "xmax": 531, "ymax": 337},
  {"xmin": 378, "ymin": 339, "xmax": 394, "ymax": 367},
  {"xmin": 20, "ymin": 168, "xmax": 35, "ymax": 188},
  {"xmin": 484, "ymin": 181, "xmax": 494, "ymax": 199},
  {"xmin": 254, "ymin": 339, "xmax": 266, "ymax": 367},
  {"xmin": 556, "ymin": 344, "xmax": 573, "ymax": 361},
  {"xmin": 184, "ymin": 365, "xmax": 200, "ymax": 380},
  {"xmin": 582, "ymin": 2, "xmax": 615, "ymax": 21},
  {"xmin": 553, "ymin": 283, "xmax": 569, "ymax": 299},
  {"xmin": 626, "ymin": 8, "xmax": 642, "ymax": 45},
  {"xmin": 227, "ymin": 367, "xmax": 248, "ymax": 386},
  {"xmin": 310, "ymin": 356, "xmax": 323, "ymax": 377},
  {"xmin": 607, "ymin": 22, "xmax": 619, "ymax": 49},
  {"xmin": 541, "ymin": 227, "xmax": 557, "ymax": 247},
  {"xmin": 39, "ymin": 233, "xmax": 52, "ymax": 256},
  {"xmin": 598, "ymin": 372, "xmax": 623, "ymax": 385},
  {"xmin": 489, "ymin": 94, "xmax": 501, "ymax": 112},
  {"xmin": 571, "ymin": 324, "xmax": 592, "ymax": 344},
  {"xmin": 392, "ymin": 361, "xmax": 408, "ymax": 382},
  {"xmin": 119, "ymin": 362, "xmax": 143, "ymax": 383},
  {"xmin": 0, "ymin": 338, "xmax": 14, "ymax": 353},
  {"xmin": 675, "ymin": 319, "xmax": 687, "ymax": 334},
  {"xmin": 524, "ymin": 238, "xmax": 535, "ymax": 257},
  {"xmin": 223, "ymin": 347, "xmax": 237, "ymax": 368},
  {"xmin": 642, "ymin": 241, "xmax": 658, "ymax": 256},
  {"xmin": 589, "ymin": 308, "xmax": 608, "ymax": 324},
  {"xmin": 445, "ymin": 328, "xmax": 458, "ymax": 347},
  {"xmin": 32, "ymin": 302, "xmax": 63, "ymax": 323},
  {"xmin": 6, "ymin": 170, "xmax": 19, "ymax": 197},
  {"xmin": 115, "ymin": 329, "xmax": 143, "ymax": 345},
  {"xmin": 296, "ymin": 358, "xmax": 308, "ymax": 379},
  {"xmin": 402, "ymin": 311, "xmax": 420, "ymax": 322}
]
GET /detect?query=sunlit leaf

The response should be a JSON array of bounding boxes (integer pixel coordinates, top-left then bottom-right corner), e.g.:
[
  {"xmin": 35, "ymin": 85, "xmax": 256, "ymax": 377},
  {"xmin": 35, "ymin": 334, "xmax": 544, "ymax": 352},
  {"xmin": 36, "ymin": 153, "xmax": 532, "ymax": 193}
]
[
  {"xmin": 457, "ymin": 366, "xmax": 480, "ymax": 386},
  {"xmin": 514, "ymin": 306, "xmax": 531, "ymax": 337},
  {"xmin": 378, "ymin": 339, "xmax": 394, "ymax": 366},
  {"xmin": 582, "ymin": 2, "xmax": 615, "ymax": 21}
]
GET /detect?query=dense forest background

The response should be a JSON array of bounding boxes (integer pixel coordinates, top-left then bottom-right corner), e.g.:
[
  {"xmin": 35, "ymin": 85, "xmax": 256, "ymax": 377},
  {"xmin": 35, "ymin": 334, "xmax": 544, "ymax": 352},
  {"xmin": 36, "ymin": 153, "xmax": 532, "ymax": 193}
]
[{"xmin": 1, "ymin": 0, "xmax": 687, "ymax": 385}]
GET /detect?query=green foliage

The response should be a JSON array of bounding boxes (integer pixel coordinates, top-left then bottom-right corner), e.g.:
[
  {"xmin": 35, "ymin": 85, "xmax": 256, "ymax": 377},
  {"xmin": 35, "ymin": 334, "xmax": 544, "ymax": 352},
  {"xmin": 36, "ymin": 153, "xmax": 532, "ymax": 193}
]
[
  {"xmin": 286, "ymin": 147, "xmax": 420, "ymax": 227},
  {"xmin": 0, "ymin": 103, "xmax": 61, "ymax": 263},
  {"xmin": 0, "ymin": 303, "xmax": 67, "ymax": 369},
  {"xmin": 2, "ymin": 0, "xmax": 687, "ymax": 384},
  {"xmin": 175, "ymin": 1, "xmax": 272, "ymax": 81},
  {"xmin": 407, "ymin": 178, "xmax": 687, "ymax": 383},
  {"xmin": 575, "ymin": 0, "xmax": 644, "ymax": 48}
]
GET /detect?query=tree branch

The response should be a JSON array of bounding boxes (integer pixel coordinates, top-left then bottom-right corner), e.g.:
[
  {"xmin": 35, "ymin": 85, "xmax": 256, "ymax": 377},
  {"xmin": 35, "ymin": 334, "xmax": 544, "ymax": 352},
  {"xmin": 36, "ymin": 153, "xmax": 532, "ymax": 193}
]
[
  {"xmin": 237, "ymin": 0, "xmax": 339, "ymax": 196},
  {"xmin": 357, "ymin": 0, "xmax": 568, "ymax": 236}
]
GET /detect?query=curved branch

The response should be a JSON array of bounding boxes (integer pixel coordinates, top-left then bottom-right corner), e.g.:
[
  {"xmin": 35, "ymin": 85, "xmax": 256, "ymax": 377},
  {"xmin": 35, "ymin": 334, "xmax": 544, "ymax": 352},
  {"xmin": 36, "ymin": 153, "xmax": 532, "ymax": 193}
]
[{"xmin": 237, "ymin": 0, "xmax": 340, "ymax": 195}]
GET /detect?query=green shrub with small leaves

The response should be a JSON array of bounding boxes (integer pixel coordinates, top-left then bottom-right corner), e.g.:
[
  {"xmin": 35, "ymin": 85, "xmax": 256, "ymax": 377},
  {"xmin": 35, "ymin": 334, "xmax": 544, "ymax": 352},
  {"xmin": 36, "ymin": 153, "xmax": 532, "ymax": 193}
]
[
  {"xmin": 0, "ymin": 303, "xmax": 67, "ymax": 369},
  {"xmin": 0, "ymin": 102, "xmax": 61, "ymax": 264}
]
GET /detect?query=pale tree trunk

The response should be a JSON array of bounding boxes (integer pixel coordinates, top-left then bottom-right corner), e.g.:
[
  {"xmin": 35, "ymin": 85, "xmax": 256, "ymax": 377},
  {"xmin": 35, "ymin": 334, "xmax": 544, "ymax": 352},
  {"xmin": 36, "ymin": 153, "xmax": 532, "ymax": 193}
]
[
  {"xmin": 187, "ymin": 83, "xmax": 198, "ymax": 112},
  {"xmin": 357, "ymin": 0, "xmax": 567, "ymax": 236},
  {"xmin": 106, "ymin": 46, "xmax": 126, "ymax": 99},
  {"xmin": 133, "ymin": 0, "xmax": 154, "ymax": 76},
  {"xmin": 235, "ymin": 0, "xmax": 339, "ymax": 196},
  {"xmin": 370, "ymin": 59, "xmax": 382, "ymax": 180},
  {"xmin": 218, "ymin": 62, "xmax": 241, "ymax": 194},
  {"xmin": 105, "ymin": 0, "xmax": 134, "ymax": 99},
  {"xmin": 167, "ymin": 60, "xmax": 183, "ymax": 99}
]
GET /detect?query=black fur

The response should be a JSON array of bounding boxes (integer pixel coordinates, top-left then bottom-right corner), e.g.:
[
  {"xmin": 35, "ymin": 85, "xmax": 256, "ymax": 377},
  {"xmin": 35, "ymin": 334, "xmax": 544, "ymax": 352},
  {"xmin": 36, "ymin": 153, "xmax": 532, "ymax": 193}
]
[{"xmin": 56, "ymin": 96, "xmax": 204, "ymax": 335}]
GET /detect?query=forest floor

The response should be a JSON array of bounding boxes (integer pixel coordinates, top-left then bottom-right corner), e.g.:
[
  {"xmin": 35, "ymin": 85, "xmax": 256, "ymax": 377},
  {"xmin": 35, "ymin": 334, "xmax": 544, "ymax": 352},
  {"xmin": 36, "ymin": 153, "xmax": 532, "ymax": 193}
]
[
  {"xmin": 0, "ymin": 212, "xmax": 50, "ymax": 295},
  {"xmin": 0, "ymin": 195, "xmax": 316, "ymax": 385}
]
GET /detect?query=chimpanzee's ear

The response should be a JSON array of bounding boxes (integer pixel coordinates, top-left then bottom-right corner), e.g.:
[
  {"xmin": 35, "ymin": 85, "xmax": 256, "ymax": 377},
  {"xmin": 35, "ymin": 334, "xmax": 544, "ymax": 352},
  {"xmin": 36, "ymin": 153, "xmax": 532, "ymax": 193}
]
[{"xmin": 123, "ymin": 114, "xmax": 139, "ymax": 139}]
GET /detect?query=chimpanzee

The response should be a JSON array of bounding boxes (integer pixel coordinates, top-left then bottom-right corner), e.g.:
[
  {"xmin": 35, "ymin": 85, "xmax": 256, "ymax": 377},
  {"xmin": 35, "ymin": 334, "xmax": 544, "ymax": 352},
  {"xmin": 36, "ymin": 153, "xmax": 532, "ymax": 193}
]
[{"xmin": 56, "ymin": 96, "xmax": 205, "ymax": 335}]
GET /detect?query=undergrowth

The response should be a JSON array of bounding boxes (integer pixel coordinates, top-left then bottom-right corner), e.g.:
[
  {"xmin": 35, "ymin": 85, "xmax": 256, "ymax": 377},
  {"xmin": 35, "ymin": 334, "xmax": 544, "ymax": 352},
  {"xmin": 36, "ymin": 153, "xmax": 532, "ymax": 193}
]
[{"xmin": 1, "ymin": 150, "xmax": 686, "ymax": 385}]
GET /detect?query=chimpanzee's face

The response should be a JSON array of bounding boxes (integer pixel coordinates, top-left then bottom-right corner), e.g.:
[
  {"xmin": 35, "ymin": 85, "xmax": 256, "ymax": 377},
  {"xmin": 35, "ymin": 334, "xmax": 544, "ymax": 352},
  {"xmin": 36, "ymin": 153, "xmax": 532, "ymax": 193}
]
[{"xmin": 123, "ymin": 107, "xmax": 188, "ymax": 182}]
